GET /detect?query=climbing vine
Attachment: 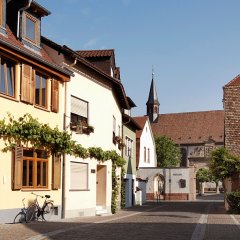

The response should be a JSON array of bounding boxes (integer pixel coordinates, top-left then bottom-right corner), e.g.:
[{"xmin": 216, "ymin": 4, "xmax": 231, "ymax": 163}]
[
  {"xmin": 121, "ymin": 168, "xmax": 126, "ymax": 209},
  {"xmin": 0, "ymin": 113, "xmax": 126, "ymax": 213}
]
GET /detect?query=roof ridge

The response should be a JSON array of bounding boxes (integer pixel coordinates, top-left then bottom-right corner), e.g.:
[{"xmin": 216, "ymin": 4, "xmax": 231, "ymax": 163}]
[
  {"xmin": 159, "ymin": 110, "xmax": 224, "ymax": 116},
  {"xmin": 224, "ymin": 74, "xmax": 240, "ymax": 87},
  {"xmin": 76, "ymin": 49, "xmax": 114, "ymax": 52}
]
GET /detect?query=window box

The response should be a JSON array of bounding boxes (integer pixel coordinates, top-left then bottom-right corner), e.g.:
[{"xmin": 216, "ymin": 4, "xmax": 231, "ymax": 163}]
[
  {"xmin": 113, "ymin": 135, "xmax": 125, "ymax": 149},
  {"xmin": 82, "ymin": 125, "xmax": 94, "ymax": 135},
  {"xmin": 71, "ymin": 121, "xmax": 94, "ymax": 135}
]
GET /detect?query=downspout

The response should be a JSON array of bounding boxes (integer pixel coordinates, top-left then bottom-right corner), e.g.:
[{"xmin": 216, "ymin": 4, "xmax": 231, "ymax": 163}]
[
  {"xmin": 62, "ymin": 81, "xmax": 67, "ymax": 219},
  {"xmin": 62, "ymin": 58, "xmax": 77, "ymax": 219},
  {"xmin": 17, "ymin": 0, "xmax": 33, "ymax": 39}
]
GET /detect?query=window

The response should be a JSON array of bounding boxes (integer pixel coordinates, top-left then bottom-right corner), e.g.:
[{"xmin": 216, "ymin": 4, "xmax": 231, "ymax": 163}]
[
  {"xmin": 70, "ymin": 162, "xmax": 88, "ymax": 190},
  {"xmin": 112, "ymin": 115, "xmax": 116, "ymax": 143},
  {"xmin": 12, "ymin": 147, "xmax": 60, "ymax": 190},
  {"xmin": 21, "ymin": 64, "xmax": 58, "ymax": 111},
  {"xmin": 148, "ymin": 148, "xmax": 150, "ymax": 163},
  {"xmin": 35, "ymin": 72, "xmax": 47, "ymax": 108},
  {"xmin": 125, "ymin": 137, "xmax": 133, "ymax": 158},
  {"xmin": 0, "ymin": 0, "xmax": 6, "ymax": 32},
  {"xmin": 0, "ymin": 0, "xmax": 2, "ymax": 27},
  {"xmin": 113, "ymin": 116, "xmax": 116, "ymax": 134},
  {"xmin": 71, "ymin": 96, "xmax": 88, "ymax": 129},
  {"xmin": 0, "ymin": 57, "xmax": 15, "ymax": 97},
  {"xmin": 23, "ymin": 12, "xmax": 39, "ymax": 46},
  {"xmin": 144, "ymin": 147, "xmax": 146, "ymax": 163},
  {"xmin": 22, "ymin": 149, "xmax": 48, "ymax": 188}
]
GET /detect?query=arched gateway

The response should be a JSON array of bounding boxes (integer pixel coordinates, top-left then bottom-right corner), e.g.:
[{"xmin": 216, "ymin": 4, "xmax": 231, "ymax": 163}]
[{"xmin": 153, "ymin": 174, "xmax": 165, "ymax": 200}]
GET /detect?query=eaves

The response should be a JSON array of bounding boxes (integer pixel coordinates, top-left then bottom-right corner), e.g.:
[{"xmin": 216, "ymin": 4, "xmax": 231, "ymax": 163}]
[{"xmin": 0, "ymin": 38, "xmax": 73, "ymax": 79}]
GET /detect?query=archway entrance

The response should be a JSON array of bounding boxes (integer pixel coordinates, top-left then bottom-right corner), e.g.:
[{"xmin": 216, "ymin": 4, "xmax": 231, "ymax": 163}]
[{"xmin": 153, "ymin": 174, "xmax": 165, "ymax": 200}]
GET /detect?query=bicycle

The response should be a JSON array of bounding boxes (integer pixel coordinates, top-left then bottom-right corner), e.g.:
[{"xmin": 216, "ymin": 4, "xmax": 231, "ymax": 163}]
[
  {"xmin": 25, "ymin": 192, "xmax": 54, "ymax": 222},
  {"xmin": 13, "ymin": 198, "xmax": 27, "ymax": 224}
]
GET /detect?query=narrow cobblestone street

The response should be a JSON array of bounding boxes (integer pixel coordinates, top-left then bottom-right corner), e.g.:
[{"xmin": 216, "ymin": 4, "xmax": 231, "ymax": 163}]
[{"xmin": 1, "ymin": 194, "xmax": 240, "ymax": 240}]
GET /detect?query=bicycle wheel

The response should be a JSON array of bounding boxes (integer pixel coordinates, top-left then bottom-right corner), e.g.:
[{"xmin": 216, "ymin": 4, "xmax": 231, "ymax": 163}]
[
  {"xmin": 13, "ymin": 212, "xmax": 26, "ymax": 224},
  {"xmin": 42, "ymin": 202, "xmax": 54, "ymax": 221},
  {"xmin": 26, "ymin": 204, "xmax": 37, "ymax": 222}
]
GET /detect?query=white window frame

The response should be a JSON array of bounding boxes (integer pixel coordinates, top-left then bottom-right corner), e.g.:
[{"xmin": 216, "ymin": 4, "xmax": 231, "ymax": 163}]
[{"xmin": 125, "ymin": 136, "xmax": 133, "ymax": 158}]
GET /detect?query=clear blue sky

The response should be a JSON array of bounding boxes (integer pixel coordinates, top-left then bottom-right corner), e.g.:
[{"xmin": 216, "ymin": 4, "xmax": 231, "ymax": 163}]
[{"xmin": 38, "ymin": 0, "xmax": 240, "ymax": 116}]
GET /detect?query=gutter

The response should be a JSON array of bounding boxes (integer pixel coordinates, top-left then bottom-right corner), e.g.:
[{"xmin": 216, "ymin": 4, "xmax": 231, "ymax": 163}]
[{"xmin": 17, "ymin": 0, "xmax": 33, "ymax": 39}]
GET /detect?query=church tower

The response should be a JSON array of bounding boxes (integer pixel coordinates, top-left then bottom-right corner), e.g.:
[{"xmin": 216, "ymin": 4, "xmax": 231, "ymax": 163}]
[{"xmin": 146, "ymin": 69, "xmax": 160, "ymax": 123}]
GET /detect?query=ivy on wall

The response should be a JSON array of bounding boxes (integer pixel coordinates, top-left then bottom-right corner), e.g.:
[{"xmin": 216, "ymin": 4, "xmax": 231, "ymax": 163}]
[{"xmin": 0, "ymin": 113, "xmax": 126, "ymax": 213}]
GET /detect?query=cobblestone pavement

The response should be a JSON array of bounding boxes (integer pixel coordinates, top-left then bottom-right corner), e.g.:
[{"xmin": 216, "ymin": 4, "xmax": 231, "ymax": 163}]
[{"xmin": 1, "ymin": 194, "xmax": 240, "ymax": 240}]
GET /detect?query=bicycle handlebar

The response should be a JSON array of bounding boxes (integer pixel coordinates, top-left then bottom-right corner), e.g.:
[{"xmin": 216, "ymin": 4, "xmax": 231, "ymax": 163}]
[{"xmin": 31, "ymin": 192, "xmax": 51, "ymax": 199}]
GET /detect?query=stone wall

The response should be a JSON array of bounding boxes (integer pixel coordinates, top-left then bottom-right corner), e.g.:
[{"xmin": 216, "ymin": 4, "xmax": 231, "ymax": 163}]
[
  {"xmin": 224, "ymin": 83, "xmax": 240, "ymax": 191},
  {"xmin": 224, "ymin": 84, "xmax": 240, "ymax": 156}
]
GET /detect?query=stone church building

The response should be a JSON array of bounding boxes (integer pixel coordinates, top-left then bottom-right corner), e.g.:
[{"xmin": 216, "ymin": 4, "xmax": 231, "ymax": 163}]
[
  {"xmin": 147, "ymin": 73, "xmax": 224, "ymax": 172},
  {"xmin": 137, "ymin": 72, "xmax": 224, "ymax": 200}
]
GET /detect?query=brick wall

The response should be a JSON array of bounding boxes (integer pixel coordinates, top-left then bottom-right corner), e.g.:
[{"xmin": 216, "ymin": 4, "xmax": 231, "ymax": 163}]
[
  {"xmin": 146, "ymin": 193, "xmax": 189, "ymax": 201},
  {"xmin": 224, "ymin": 84, "xmax": 240, "ymax": 156},
  {"xmin": 224, "ymin": 84, "xmax": 240, "ymax": 190}
]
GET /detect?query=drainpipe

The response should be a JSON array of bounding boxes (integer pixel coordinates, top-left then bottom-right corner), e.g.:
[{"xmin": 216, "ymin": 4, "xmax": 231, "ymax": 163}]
[
  {"xmin": 17, "ymin": 0, "xmax": 33, "ymax": 39},
  {"xmin": 61, "ymin": 58, "xmax": 77, "ymax": 219},
  {"xmin": 61, "ymin": 81, "xmax": 67, "ymax": 219}
]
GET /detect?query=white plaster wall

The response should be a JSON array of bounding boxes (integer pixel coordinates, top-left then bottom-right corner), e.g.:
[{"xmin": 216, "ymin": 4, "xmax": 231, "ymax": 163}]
[
  {"xmin": 138, "ymin": 120, "xmax": 156, "ymax": 168},
  {"xmin": 66, "ymin": 69, "xmax": 122, "ymax": 152},
  {"xmin": 137, "ymin": 168, "xmax": 190, "ymax": 197},
  {"xmin": 65, "ymin": 156, "xmax": 112, "ymax": 218},
  {"xmin": 64, "ymin": 68, "xmax": 122, "ymax": 217}
]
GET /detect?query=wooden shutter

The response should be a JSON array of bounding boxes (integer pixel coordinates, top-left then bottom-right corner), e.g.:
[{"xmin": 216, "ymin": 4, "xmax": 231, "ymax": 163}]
[
  {"xmin": 12, "ymin": 147, "xmax": 23, "ymax": 190},
  {"xmin": 52, "ymin": 154, "xmax": 61, "ymax": 190},
  {"xmin": 51, "ymin": 79, "xmax": 59, "ymax": 113},
  {"xmin": 0, "ymin": 0, "xmax": 2, "ymax": 26},
  {"xmin": 21, "ymin": 64, "xmax": 34, "ymax": 104}
]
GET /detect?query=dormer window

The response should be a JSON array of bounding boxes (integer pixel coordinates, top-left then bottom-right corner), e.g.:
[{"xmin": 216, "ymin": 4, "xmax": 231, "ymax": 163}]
[
  {"xmin": 0, "ymin": 0, "xmax": 6, "ymax": 35},
  {"xmin": 22, "ymin": 12, "xmax": 40, "ymax": 48},
  {"xmin": 25, "ymin": 13, "xmax": 38, "ymax": 44}
]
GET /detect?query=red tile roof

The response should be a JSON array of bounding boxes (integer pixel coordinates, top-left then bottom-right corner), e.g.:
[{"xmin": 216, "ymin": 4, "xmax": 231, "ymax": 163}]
[
  {"xmin": 77, "ymin": 49, "xmax": 114, "ymax": 58},
  {"xmin": 151, "ymin": 110, "xmax": 224, "ymax": 144},
  {"xmin": 133, "ymin": 116, "xmax": 149, "ymax": 138},
  {"xmin": 0, "ymin": 25, "xmax": 55, "ymax": 64},
  {"xmin": 224, "ymin": 75, "xmax": 240, "ymax": 87}
]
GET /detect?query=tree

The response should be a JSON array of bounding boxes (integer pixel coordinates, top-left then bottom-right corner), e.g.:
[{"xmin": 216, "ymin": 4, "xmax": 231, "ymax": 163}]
[
  {"xmin": 155, "ymin": 135, "xmax": 181, "ymax": 167},
  {"xmin": 196, "ymin": 168, "xmax": 211, "ymax": 195},
  {"xmin": 210, "ymin": 147, "xmax": 240, "ymax": 183}
]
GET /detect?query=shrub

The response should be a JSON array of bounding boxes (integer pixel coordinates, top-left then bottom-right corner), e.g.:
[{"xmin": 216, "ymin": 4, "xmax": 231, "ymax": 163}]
[{"xmin": 226, "ymin": 191, "xmax": 240, "ymax": 213}]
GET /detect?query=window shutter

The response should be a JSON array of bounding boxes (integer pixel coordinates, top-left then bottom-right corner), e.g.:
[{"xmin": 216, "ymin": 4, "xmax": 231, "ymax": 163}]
[
  {"xmin": 0, "ymin": 1, "xmax": 2, "ymax": 26},
  {"xmin": 13, "ymin": 147, "xmax": 23, "ymax": 190},
  {"xmin": 21, "ymin": 64, "xmax": 33, "ymax": 103},
  {"xmin": 52, "ymin": 154, "xmax": 61, "ymax": 190},
  {"xmin": 51, "ymin": 79, "xmax": 59, "ymax": 113}
]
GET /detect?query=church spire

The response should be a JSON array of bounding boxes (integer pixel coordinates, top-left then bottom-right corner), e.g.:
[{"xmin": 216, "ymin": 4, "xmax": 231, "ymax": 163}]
[{"xmin": 146, "ymin": 67, "xmax": 160, "ymax": 123}]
